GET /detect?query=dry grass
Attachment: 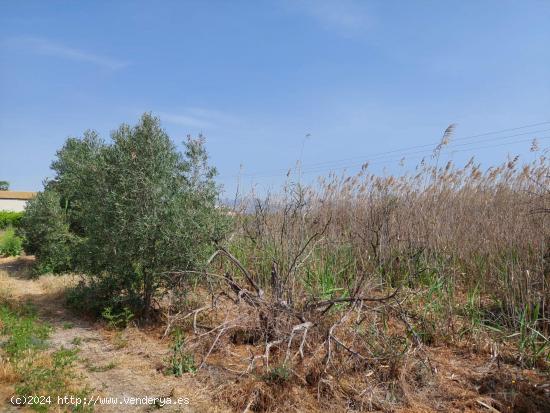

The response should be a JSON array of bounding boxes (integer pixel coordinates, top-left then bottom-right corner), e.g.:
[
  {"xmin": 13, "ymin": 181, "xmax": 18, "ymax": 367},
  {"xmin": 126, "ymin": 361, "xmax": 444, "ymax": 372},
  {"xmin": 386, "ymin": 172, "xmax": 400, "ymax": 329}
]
[
  {"xmin": 3, "ymin": 140, "xmax": 548, "ymax": 411},
  {"xmin": 35, "ymin": 274, "xmax": 80, "ymax": 296},
  {"xmin": 162, "ymin": 142, "xmax": 549, "ymax": 412},
  {"xmin": 0, "ymin": 270, "xmax": 16, "ymax": 302},
  {"xmin": 232, "ymin": 149, "xmax": 548, "ymax": 333},
  {"xmin": 0, "ymin": 262, "xmax": 225, "ymax": 413}
]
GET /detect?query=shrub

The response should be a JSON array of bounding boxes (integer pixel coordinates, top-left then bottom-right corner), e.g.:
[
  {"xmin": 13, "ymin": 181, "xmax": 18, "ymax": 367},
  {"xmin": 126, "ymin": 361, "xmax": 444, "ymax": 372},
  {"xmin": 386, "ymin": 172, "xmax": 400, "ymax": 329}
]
[
  {"xmin": 263, "ymin": 365, "xmax": 291, "ymax": 384},
  {"xmin": 66, "ymin": 277, "xmax": 121, "ymax": 316},
  {"xmin": 169, "ymin": 329, "xmax": 196, "ymax": 376},
  {"xmin": 0, "ymin": 210, "xmax": 24, "ymax": 229},
  {"xmin": 19, "ymin": 190, "xmax": 78, "ymax": 273},
  {"xmin": 0, "ymin": 226, "xmax": 23, "ymax": 257},
  {"xmin": 35, "ymin": 113, "xmax": 230, "ymax": 317},
  {"xmin": 101, "ymin": 306, "xmax": 134, "ymax": 329}
]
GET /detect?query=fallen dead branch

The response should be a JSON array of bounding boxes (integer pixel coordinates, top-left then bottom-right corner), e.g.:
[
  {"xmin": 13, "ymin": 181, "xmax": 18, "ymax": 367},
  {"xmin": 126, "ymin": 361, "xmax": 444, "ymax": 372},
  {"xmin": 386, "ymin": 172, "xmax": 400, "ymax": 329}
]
[{"xmin": 165, "ymin": 247, "xmax": 434, "ymax": 412}]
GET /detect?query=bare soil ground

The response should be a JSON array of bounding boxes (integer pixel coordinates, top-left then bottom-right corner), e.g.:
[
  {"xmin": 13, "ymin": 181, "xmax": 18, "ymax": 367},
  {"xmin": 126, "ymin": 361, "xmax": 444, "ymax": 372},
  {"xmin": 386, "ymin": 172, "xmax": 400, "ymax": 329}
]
[
  {"xmin": 0, "ymin": 256, "xmax": 227, "ymax": 413},
  {"xmin": 1, "ymin": 256, "xmax": 548, "ymax": 412}
]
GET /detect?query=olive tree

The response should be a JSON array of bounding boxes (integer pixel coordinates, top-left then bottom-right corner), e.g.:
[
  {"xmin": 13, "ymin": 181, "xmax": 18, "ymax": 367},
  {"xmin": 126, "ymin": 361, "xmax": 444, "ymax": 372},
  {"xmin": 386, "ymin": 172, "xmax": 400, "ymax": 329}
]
[
  {"xmin": 20, "ymin": 189, "xmax": 79, "ymax": 274},
  {"xmin": 24, "ymin": 114, "xmax": 230, "ymax": 318}
]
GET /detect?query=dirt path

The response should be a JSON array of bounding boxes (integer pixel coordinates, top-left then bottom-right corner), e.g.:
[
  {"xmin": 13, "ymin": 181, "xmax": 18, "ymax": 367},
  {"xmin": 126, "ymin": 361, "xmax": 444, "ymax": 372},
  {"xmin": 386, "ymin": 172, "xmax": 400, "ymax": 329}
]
[
  {"xmin": 2, "ymin": 257, "xmax": 549, "ymax": 413},
  {"xmin": 0, "ymin": 257, "xmax": 224, "ymax": 413}
]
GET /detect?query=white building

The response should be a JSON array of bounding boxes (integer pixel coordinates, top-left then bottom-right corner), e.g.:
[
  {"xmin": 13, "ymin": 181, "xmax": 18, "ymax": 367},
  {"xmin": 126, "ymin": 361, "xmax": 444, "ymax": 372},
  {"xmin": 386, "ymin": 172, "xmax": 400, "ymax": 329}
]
[{"xmin": 0, "ymin": 191, "xmax": 36, "ymax": 212}]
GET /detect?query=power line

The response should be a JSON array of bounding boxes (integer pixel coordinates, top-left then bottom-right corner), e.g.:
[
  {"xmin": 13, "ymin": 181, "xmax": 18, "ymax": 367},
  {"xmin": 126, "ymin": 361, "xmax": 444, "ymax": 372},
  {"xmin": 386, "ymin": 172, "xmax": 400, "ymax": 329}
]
[
  {"xmin": 238, "ymin": 137, "xmax": 549, "ymax": 180},
  {"xmin": 267, "ymin": 136, "xmax": 550, "ymax": 179},
  {"xmin": 241, "ymin": 121, "xmax": 550, "ymax": 177},
  {"xmin": 287, "ymin": 128, "xmax": 550, "ymax": 175},
  {"xmin": 298, "ymin": 121, "xmax": 550, "ymax": 170}
]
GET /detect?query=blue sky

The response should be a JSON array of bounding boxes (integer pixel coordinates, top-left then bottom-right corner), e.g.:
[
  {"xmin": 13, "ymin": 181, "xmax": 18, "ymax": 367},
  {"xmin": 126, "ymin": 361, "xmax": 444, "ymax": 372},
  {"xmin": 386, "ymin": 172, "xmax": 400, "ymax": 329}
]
[{"xmin": 1, "ymin": 0, "xmax": 549, "ymax": 195}]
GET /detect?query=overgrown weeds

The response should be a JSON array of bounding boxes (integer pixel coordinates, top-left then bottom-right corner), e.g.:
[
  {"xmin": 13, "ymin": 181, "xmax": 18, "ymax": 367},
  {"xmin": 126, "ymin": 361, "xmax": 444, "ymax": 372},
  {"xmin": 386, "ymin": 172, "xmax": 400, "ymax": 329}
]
[
  {"xmin": 0, "ymin": 300, "xmax": 91, "ymax": 412},
  {"xmin": 0, "ymin": 226, "xmax": 23, "ymax": 257},
  {"xmin": 0, "ymin": 210, "xmax": 24, "ymax": 229},
  {"xmin": 162, "ymin": 139, "xmax": 548, "ymax": 411},
  {"xmin": 101, "ymin": 306, "xmax": 134, "ymax": 329},
  {"xmin": 0, "ymin": 302, "xmax": 50, "ymax": 358},
  {"xmin": 168, "ymin": 328, "xmax": 196, "ymax": 376}
]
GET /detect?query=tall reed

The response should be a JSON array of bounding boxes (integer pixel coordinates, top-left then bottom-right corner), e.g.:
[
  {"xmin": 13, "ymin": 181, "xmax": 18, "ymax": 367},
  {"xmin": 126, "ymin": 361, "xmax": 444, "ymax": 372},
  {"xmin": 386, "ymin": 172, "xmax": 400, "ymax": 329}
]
[{"xmin": 232, "ymin": 146, "xmax": 549, "ymax": 335}]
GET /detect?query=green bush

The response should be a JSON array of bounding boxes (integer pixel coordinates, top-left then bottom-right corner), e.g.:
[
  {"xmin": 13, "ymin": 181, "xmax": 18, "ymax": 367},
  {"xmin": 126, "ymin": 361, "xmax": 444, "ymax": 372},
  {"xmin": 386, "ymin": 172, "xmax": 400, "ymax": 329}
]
[
  {"xmin": 31, "ymin": 113, "xmax": 231, "ymax": 317},
  {"xmin": 169, "ymin": 329, "xmax": 196, "ymax": 376},
  {"xmin": 101, "ymin": 306, "xmax": 134, "ymax": 329},
  {"xmin": 65, "ymin": 277, "xmax": 122, "ymax": 316},
  {"xmin": 262, "ymin": 365, "xmax": 291, "ymax": 384},
  {"xmin": 19, "ymin": 190, "xmax": 79, "ymax": 273},
  {"xmin": 0, "ymin": 226, "xmax": 23, "ymax": 256},
  {"xmin": 0, "ymin": 210, "xmax": 24, "ymax": 229}
]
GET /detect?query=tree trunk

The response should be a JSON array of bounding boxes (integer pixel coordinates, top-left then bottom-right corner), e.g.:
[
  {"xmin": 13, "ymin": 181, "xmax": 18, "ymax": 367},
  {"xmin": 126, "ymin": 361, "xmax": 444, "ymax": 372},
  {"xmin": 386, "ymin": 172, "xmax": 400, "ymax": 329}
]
[{"xmin": 143, "ymin": 275, "xmax": 153, "ymax": 320}]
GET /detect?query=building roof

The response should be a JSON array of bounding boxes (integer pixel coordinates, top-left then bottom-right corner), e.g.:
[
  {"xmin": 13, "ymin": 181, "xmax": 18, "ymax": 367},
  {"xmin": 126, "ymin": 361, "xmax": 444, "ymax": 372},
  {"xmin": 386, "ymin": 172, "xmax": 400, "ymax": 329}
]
[{"xmin": 0, "ymin": 191, "xmax": 37, "ymax": 200}]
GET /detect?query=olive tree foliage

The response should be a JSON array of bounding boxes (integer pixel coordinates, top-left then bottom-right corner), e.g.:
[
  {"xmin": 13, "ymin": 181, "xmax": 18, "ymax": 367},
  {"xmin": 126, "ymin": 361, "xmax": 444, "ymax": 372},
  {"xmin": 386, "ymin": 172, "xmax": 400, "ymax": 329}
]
[
  {"xmin": 20, "ymin": 190, "xmax": 80, "ymax": 274},
  {"xmin": 0, "ymin": 181, "xmax": 9, "ymax": 190},
  {"xmin": 22, "ymin": 114, "xmax": 231, "ymax": 317}
]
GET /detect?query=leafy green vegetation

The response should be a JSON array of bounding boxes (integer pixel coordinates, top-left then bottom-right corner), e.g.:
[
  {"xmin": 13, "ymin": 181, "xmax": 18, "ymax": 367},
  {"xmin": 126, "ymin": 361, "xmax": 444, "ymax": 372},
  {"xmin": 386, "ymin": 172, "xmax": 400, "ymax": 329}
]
[
  {"xmin": 0, "ymin": 302, "xmax": 91, "ymax": 412},
  {"xmin": 169, "ymin": 328, "xmax": 196, "ymax": 376},
  {"xmin": 101, "ymin": 306, "xmax": 133, "ymax": 329},
  {"xmin": 6, "ymin": 115, "xmax": 548, "ymax": 412},
  {"xmin": 0, "ymin": 303, "xmax": 50, "ymax": 358},
  {"xmin": 262, "ymin": 365, "xmax": 291, "ymax": 384},
  {"xmin": 0, "ymin": 210, "xmax": 24, "ymax": 229},
  {"xmin": 20, "ymin": 189, "xmax": 79, "ymax": 273},
  {"xmin": 517, "ymin": 303, "xmax": 550, "ymax": 367},
  {"xmin": 0, "ymin": 226, "xmax": 24, "ymax": 256},
  {"xmin": 22, "ymin": 113, "xmax": 230, "ymax": 318}
]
